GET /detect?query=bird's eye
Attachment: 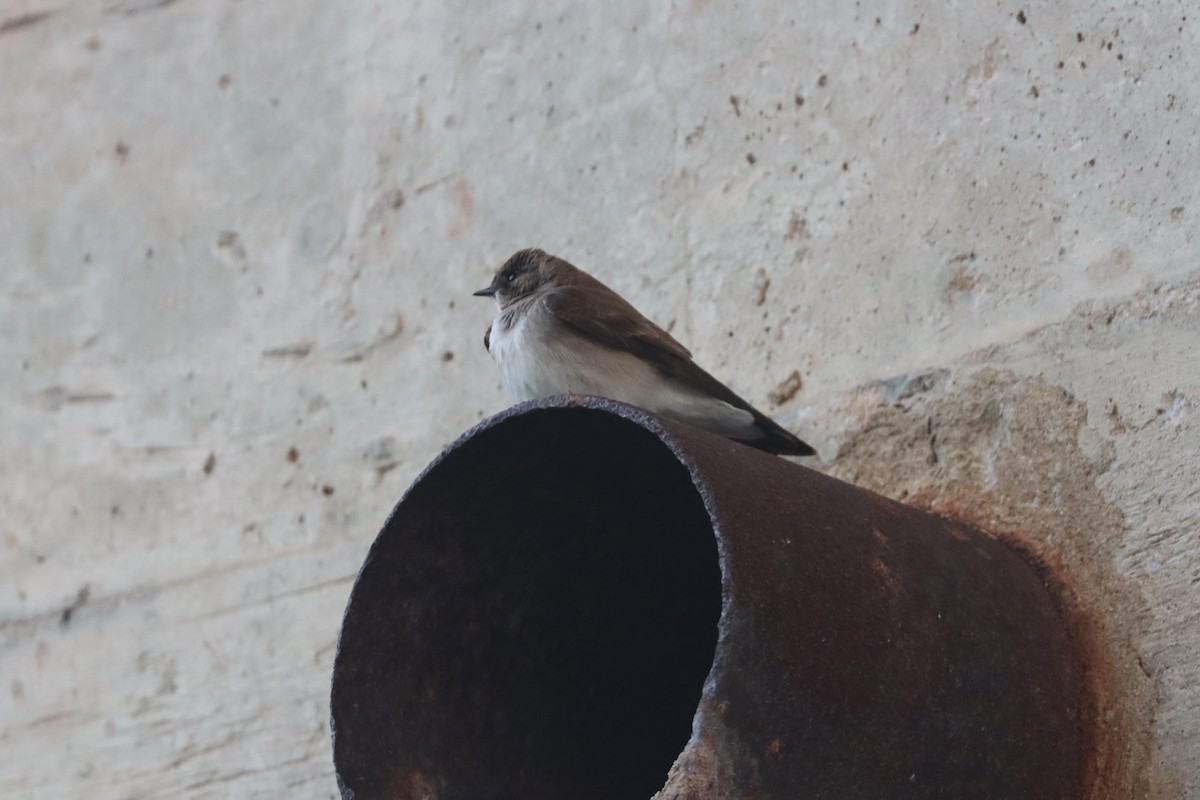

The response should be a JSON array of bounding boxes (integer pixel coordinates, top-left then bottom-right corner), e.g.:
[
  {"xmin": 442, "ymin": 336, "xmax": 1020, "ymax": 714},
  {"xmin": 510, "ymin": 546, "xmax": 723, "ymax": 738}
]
[{"xmin": 504, "ymin": 270, "xmax": 517, "ymax": 283}]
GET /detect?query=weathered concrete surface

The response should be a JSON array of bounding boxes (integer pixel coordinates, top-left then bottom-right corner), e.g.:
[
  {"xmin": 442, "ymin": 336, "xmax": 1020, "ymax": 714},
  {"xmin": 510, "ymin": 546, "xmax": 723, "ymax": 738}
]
[{"xmin": 0, "ymin": 0, "xmax": 1196, "ymax": 797}]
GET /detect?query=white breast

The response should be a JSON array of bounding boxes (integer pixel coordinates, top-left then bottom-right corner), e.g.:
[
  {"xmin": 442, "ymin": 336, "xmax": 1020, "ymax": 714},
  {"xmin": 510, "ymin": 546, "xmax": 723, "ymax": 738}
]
[
  {"xmin": 488, "ymin": 311, "xmax": 565, "ymax": 401},
  {"xmin": 489, "ymin": 308, "xmax": 629, "ymax": 401}
]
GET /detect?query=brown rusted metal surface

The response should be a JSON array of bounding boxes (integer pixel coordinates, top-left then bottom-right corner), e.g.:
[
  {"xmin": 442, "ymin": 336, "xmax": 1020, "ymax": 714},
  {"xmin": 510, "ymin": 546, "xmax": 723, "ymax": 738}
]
[{"xmin": 331, "ymin": 396, "xmax": 1086, "ymax": 800}]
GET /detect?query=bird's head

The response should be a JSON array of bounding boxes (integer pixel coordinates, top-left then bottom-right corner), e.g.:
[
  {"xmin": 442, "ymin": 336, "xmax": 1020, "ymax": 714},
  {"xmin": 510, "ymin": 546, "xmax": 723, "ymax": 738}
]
[{"xmin": 473, "ymin": 248, "xmax": 564, "ymax": 308}]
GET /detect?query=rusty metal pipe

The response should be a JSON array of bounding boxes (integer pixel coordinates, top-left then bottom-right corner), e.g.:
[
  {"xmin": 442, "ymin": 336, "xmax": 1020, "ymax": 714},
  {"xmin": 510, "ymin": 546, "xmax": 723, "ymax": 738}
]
[{"xmin": 331, "ymin": 396, "xmax": 1085, "ymax": 799}]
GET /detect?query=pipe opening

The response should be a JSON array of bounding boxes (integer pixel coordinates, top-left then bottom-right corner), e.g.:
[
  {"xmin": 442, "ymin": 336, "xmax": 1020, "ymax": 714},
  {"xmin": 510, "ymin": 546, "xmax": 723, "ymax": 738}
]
[{"xmin": 333, "ymin": 407, "xmax": 722, "ymax": 800}]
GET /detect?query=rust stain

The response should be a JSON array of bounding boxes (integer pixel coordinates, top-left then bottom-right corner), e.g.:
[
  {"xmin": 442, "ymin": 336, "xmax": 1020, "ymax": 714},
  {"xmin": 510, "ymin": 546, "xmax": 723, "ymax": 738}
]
[
  {"xmin": 768, "ymin": 370, "xmax": 803, "ymax": 406},
  {"xmin": 1086, "ymin": 246, "xmax": 1134, "ymax": 284},
  {"xmin": 944, "ymin": 265, "xmax": 977, "ymax": 300},
  {"xmin": 831, "ymin": 368, "xmax": 1158, "ymax": 799},
  {"xmin": 963, "ymin": 39, "xmax": 1005, "ymax": 104},
  {"xmin": 23, "ymin": 710, "xmax": 77, "ymax": 729},
  {"xmin": 262, "ymin": 342, "xmax": 312, "ymax": 359},
  {"xmin": 917, "ymin": 498, "xmax": 1138, "ymax": 800},
  {"xmin": 784, "ymin": 213, "xmax": 808, "ymax": 240},
  {"xmin": 446, "ymin": 180, "xmax": 474, "ymax": 238},
  {"xmin": 754, "ymin": 268, "xmax": 771, "ymax": 306}
]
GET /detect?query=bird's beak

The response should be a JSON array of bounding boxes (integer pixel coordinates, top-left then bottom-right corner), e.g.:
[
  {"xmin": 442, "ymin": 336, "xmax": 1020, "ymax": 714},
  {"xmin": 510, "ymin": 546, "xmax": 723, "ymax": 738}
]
[{"xmin": 473, "ymin": 286, "xmax": 497, "ymax": 298}]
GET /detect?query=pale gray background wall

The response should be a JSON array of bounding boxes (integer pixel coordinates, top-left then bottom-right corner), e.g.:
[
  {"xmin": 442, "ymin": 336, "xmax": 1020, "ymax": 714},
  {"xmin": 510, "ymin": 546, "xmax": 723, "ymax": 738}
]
[{"xmin": 1, "ymin": 1, "xmax": 1197, "ymax": 797}]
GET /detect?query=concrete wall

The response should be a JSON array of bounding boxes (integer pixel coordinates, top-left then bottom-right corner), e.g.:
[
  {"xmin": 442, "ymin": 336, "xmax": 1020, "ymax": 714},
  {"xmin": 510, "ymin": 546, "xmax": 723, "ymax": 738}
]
[{"xmin": 1, "ymin": 1, "xmax": 1196, "ymax": 797}]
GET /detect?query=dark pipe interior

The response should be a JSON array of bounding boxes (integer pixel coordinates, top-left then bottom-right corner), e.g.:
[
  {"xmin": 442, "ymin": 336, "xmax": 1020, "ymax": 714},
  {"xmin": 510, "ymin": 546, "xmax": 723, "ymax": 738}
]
[{"xmin": 332, "ymin": 409, "xmax": 722, "ymax": 800}]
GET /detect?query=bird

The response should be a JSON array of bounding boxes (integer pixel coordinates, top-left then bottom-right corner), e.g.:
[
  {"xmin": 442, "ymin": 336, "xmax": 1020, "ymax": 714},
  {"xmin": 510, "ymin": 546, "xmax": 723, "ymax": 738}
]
[{"xmin": 473, "ymin": 248, "xmax": 814, "ymax": 456}]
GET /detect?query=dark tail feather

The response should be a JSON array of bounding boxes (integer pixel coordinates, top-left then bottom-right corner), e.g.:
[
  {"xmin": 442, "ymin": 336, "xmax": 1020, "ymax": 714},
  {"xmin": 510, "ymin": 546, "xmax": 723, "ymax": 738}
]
[{"xmin": 738, "ymin": 411, "xmax": 815, "ymax": 456}]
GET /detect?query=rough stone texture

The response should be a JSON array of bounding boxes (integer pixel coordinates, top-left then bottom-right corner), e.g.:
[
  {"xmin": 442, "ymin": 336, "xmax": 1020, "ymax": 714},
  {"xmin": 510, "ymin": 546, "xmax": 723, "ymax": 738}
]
[{"xmin": 0, "ymin": 1, "xmax": 1196, "ymax": 798}]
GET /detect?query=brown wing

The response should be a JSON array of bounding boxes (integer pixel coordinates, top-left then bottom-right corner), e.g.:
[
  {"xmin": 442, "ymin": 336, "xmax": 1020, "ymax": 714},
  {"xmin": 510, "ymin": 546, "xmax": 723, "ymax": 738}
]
[
  {"xmin": 544, "ymin": 282, "xmax": 770, "ymax": 410},
  {"xmin": 542, "ymin": 279, "xmax": 814, "ymax": 455},
  {"xmin": 542, "ymin": 282, "xmax": 691, "ymax": 360}
]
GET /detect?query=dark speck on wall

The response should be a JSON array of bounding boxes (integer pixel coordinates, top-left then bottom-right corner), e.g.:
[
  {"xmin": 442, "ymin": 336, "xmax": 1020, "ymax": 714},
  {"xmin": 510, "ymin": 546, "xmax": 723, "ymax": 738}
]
[
  {"xmin": 59, "ymin": 585, "xmax": 90, "ymax": 629},
  {"xmin": 287, "ymin": 447, "xmax": 299, "ymax": 463},
  {"xmin": 746, "ymin": 153, "xmax": 757, "ymax": 165}
]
